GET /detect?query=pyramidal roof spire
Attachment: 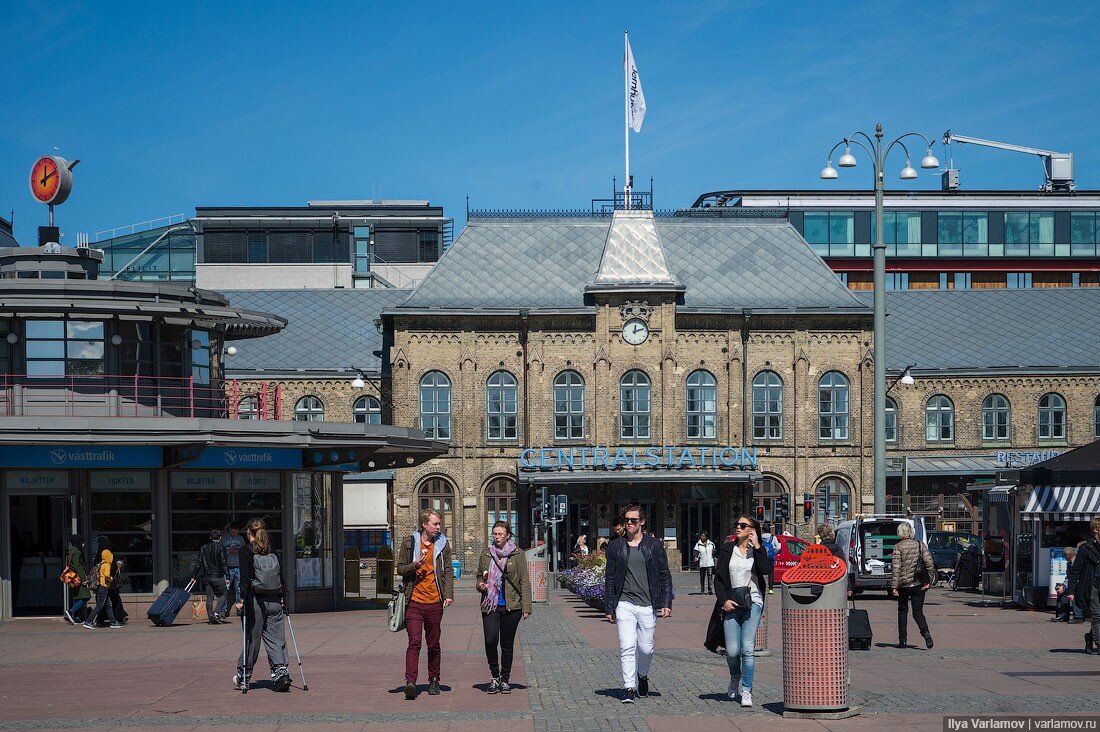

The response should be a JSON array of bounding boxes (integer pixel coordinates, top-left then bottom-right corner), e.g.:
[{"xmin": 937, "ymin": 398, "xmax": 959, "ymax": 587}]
[{"xmin": 587, "ymin": 209, "xmax": 682, "ymax": 293}]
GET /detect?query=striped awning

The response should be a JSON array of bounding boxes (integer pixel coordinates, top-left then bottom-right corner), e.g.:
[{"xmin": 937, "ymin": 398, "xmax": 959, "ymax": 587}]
[{"xmin": 1021, "ymin": 485, "xmax": 1100, "ymax": 521}]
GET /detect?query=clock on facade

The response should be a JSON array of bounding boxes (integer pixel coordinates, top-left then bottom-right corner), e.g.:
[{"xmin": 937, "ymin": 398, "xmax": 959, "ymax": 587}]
[
  {"xmin": 621, "ymin": 317, "xmax": 649, "ymax": 345},
  {"xmin": 29, "ymin": 155, "xmax": 75, "ymax": 206}
]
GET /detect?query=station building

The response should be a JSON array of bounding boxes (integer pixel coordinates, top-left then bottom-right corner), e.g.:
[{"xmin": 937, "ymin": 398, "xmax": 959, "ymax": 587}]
[{"xmin": 0, "ymin": 245, "xmax": 444, "ymax": 620}]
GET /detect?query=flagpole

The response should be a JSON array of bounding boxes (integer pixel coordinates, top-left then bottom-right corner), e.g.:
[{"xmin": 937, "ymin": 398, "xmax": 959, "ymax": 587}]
[{"xmin": 624, "ymin": 30, "xmax": 630, "ymax": 210}]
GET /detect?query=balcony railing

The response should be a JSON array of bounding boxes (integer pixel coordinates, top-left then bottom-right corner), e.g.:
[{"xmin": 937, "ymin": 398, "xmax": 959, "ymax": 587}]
[{"xmin": 0, "ymin": 374, "xmax": 281, "ymax": 420}]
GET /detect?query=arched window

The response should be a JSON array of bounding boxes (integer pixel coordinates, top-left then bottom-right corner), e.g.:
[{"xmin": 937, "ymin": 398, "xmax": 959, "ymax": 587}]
[
  {"xmin": 1038, "ymin": 393, "xmax": 1067, "ymax": 440},
  {"xmin": 752, "ymin": 371, "xmax": 783, "ymax": 440},
  {"xmin": 818, "ymin": 371, "xmax": 850, "ymax": 441},
  {"xmin": 981, "ymin": 394, "xmax": 1010, "ymax": 441},
  {"xmin": 620, "ymin": 370, "xmax": 651, "ymax": 439},
  {"xmin": 419, "ymin": 371, "xmax": 451, "ymax": 440},
  {"xmin": 686, "ymin": 370, "xmax": 718, "ymax": 439},
  {"xmin": 294, "ymin": 395, "xmax": 324, "ymax": 422},
  {"xmin": 925, "ymin": 395, "xmax": 954, "ymax": 442},
  {"xmin": 353, "ymin": 395, "xmax": 381, "ymax": 425},
  {"xmin": 486, "ymin": 371, "xmax": 518, "ymax": 440},
  {"xmin": 485, "ymin": 478, "xmax": 517, "ymax": 538},
  {"xmin": 816, "ymin": 477, "xmax": 851, "ymax": 526},
  {"xmin": 553, "ymin": 371, "xmax": 585, "ymax": 439},
  {"xmin": 884, "ymin": 397, "xmax": 898, "ymax": 443},
  {"xmin": 419, "ymin": 478, "xmax": 455, "ymax": 535},
  {"xmin": 237, "ymin": 395, "xmax": 259, "ymax": 420}
]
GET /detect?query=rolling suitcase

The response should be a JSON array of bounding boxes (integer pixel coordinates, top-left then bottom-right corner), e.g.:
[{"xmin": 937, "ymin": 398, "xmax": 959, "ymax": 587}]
[
  {"xmin": 848, "ymin": 599, "xmax": 872, "ymax": 650},
  {"xmin": 148, "ymin": 579, "xmax": 196, "ymax": 626}
]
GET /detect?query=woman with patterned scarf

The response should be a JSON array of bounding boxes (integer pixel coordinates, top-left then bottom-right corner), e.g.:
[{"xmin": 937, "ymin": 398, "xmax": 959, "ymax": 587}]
[{"xmin": 476, "ymin": 521, "xmax": 532, "ymax": 694}]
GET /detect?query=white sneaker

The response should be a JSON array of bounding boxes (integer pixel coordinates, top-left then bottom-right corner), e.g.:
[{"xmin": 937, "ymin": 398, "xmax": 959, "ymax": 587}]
[
  {"xmin": 740, "ymin": 688, "xmax": 753, "ymax": 708},
  {"xmin": 727, "ymin": 677, "xmax": 739, "ymax": 700}
]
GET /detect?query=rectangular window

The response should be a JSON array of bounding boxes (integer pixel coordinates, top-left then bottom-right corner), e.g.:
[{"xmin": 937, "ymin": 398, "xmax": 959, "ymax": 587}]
[
  {"xmin": 953, "ymin": 272, "xmax": 972, "ymax": 289},
  {"xmin": 938, "ymin": 272, "xmax": 948, "ymax": 289},
  {"xmin": 90, "ymin": 472, "xmax": 153, "ymax": 593},
  {"xmin": 871, "ymin": 211, "xmax": 922, "ymax": 256},
  {"xmin": 169, "ymin": 471, "xmax": 282, "ymax": 587},
  {"xmin": 418, "ymin": 231, "xmax": 440, "ymax": 263},
  {"xmin": 1005, "ymin": 211, "xmax": 1054, "ymax": 256},
  {"xmin": 1073, "ymin": 272, "xmax": 1081, "ymax": 288},
  {"xmin": 1070, "ymin": 212, "xmax": 1098, "ymax": 255},
  {"xmin": 25, "ymin": 320, "xmax": 105, "ymax": 376},
  {"xmin": 835, "ymin": 272, "xmax": 848, "ymax": 285},
  {"xmin": 886, "ymin": 273, "xmax": 909, "ymax": 290},
  {"xmin": 293, "ymin": 473, "xmax": 333, "ymax": 590},
  {"xmin": 937, "ymin": 212, "xmax": 988, "ymax": 256},
  {"xmin": 1006, "ymin": 272, "xmax": 1033, "ymax": 289},
  {"xmin": 803, "ymin": 212, "xmax": 854, "ymax": 256},
  {"xmin": 247, "ymin": 232, "xmax": 267, "ymax": 263}
]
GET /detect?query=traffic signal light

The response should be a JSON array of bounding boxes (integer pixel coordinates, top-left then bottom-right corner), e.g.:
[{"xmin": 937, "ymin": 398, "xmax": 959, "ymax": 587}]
[
  {"xmin": 803, "ymin": 494, "xmax": 814, "ymax": 520},
  {"xmin": 778, "ymin": 494, "xmax": 790, "ymax": 521},
  {"xmin": 532, "ymin": 506, "xmax": 543, "ymax": 525},
  {"xmin": 755, "ymin": 504, "xmax": 765, "ymax": 521}
]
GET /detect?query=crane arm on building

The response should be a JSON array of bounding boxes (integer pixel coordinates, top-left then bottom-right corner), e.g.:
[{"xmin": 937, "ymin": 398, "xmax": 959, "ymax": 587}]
[{"xmin": 943, "ymin": 130, "xmax": 1075, "ymax": 192}]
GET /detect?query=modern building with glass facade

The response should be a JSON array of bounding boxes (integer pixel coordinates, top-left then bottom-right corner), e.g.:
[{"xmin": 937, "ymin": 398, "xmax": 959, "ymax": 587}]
[
  {"xmin": 691, "ymin": 189, "xmax": 1100, "ymax": 291},
  {"xmin": 91, "ymin": 200, "xmax": 452, "ymax": 290},
  {"xmin": 0, "ymin": 244, "xmax": 444, "ymax": 620}
]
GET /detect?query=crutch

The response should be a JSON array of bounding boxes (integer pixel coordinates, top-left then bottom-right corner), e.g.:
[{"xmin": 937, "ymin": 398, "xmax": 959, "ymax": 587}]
[
  {"xmin": 284, "ymin": 607, "xmax": 309, "ymax": 691},
  {"xmin": 241, "ymin": 605, "xmax": 249, "ymax": 694}
]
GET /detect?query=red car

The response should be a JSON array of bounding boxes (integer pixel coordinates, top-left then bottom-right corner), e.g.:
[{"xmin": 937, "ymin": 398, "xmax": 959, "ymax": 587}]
[
  {"xmin": 722, "ymin": 533, "xmax": 807, "ymax": 585},
  {"xmin": 770, "ymin": 535, "xmax": 808, "ymax": 585}
]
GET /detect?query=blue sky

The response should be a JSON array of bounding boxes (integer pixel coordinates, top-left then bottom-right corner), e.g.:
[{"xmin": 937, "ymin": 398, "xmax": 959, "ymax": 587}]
[{"xmin": 2, "ymin": 1, "xmax": 1098, "ymax": 242}]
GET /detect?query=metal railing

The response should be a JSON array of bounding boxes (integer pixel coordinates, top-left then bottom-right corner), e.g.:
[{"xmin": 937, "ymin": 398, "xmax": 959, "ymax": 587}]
[
  {"xmin": 91, "ymin": 214, "xmax": 188, "ymax": 244},
  {"xmin": 0, "ymin": 374, "xmax": 287, "ymax": 420}
]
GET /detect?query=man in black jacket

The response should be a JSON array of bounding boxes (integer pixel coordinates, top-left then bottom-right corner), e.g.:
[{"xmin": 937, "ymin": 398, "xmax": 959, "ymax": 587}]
[
  {"xmin": 1067, "ymin": 516, "xmax": 1100, "ymax": 654},
  {"xmin": 603, "ymin": 505, "xmax": 673, "ymax": 704},
  {"xmin": 191, "ymin": 529, "xmax": 231, "ymax": 624}
]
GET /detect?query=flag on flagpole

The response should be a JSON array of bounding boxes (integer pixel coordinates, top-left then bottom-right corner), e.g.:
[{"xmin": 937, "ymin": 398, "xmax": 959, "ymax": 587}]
[{"xmin": 626, "ymin": 38, "xmax": 646, "ymax": 133}]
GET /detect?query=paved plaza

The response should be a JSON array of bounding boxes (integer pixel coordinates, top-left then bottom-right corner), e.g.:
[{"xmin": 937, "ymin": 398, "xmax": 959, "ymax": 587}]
[{"xmin": 0, "ymin": 574, "xmax": 1097, "ymax": 731}]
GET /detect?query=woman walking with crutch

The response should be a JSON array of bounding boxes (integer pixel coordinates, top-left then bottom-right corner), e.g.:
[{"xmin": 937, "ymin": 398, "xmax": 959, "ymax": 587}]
[{"xmin": 233, "ymin": 517, "xmax": 293, "ymax": 692}]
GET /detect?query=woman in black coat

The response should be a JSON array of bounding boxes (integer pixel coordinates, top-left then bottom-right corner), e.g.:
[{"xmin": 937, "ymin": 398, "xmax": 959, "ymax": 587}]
[{"xmin": 706, "ymin": 515, "xmax": 772, "ymax": 708}]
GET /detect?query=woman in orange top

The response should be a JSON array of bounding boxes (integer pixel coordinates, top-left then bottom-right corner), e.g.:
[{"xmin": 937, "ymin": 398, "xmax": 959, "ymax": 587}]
[{"xmin": 396, "ymin": 508, "xmax": 454, "ymax": 700}]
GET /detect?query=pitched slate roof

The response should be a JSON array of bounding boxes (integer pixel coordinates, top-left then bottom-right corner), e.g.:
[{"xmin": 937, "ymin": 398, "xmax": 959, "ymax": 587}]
[
  {"xmin": 868, "ymin": 289, "xmax": 1100, "ymax": 371},
  {"xmin": 220, "ymin": 288, "xmax": 411, "ymax": 375},
  {"xmin": 398, "ymin": 217, "xmax": 867, "ymax": 312}
]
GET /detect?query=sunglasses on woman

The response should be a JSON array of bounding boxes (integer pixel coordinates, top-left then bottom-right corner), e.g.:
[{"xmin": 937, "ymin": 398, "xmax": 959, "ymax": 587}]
[{"xmin": 735, "ymin": 522, "xmax": 752, "ymax": 529}]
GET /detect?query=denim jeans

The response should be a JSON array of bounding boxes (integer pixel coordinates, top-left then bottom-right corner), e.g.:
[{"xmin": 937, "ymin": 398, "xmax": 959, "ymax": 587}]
[
  {"xmin": 221, "ymin": 567, "xmax": 241, "ymax": 614},
  {"xmin": 723, "ymin": 602, "xmax": 763, "ymax": 690}
]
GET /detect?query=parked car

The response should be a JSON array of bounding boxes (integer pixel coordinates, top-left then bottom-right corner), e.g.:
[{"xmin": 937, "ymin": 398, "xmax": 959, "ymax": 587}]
[
  {"xmin": 834, "ymin": 515, "xmax": 927, "ymax": 594},
  {"xmin": 926, "ymin": 531, "xmax": 982, "ymax": 570},
  {"xmin": 771, "ymin": 535, "xmax": 808, "ymax": 585}
]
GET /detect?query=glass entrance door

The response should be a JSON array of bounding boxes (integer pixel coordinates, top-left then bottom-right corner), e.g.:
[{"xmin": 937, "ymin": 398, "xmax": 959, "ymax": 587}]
[
  {"xmin": 8, "ymin": 494, "xmax": 70, "ymax": 617},
  {"xmin": 679, "ymin": 487, "xmax": 721, "ymax": 570}
]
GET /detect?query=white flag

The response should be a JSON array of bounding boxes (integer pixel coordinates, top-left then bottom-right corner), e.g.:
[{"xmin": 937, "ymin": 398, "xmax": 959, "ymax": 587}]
[{"xmin": 626, "ymin": 39, "xmax": 646, "ymax": 133}]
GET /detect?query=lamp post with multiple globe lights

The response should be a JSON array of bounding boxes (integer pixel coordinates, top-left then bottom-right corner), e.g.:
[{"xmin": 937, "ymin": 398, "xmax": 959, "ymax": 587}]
[{"xmin": 820, "ymin": 123, "xmax": 939, "ymax": 514}]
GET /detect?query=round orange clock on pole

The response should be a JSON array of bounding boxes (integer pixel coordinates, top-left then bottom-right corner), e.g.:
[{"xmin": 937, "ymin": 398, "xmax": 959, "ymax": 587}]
[{"xmin": 30, "ymin": 155, "xmax": 76, "ymax": 206}]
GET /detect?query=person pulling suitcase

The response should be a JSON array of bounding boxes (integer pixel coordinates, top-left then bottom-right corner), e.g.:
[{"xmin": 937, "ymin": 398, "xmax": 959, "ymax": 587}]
[{"xmin": 234, "ymin": 517, "xmax": 293, "ymax": 692}]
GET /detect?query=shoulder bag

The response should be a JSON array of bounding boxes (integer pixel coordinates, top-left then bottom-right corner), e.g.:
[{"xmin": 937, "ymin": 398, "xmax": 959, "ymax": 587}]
[
  {"xmin": 387, "ymin": 584, "xmax": 407, "ymax": 632},
  {"xmin": 60, "ymin": 566, "xmax": 81, "ymax": 587}
]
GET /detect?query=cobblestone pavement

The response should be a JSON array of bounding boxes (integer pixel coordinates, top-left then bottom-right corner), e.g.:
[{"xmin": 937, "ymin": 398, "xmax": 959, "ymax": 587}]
[{"xmin": 0, "ymin": 573, "xmax": 1097, "ymax": 731}]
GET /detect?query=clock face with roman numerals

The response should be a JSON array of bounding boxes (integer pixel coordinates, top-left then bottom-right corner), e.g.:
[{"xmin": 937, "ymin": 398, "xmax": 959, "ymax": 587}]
[{"xmin": 30, "ymin": 155, "xmax": 73, "ymax": 205}]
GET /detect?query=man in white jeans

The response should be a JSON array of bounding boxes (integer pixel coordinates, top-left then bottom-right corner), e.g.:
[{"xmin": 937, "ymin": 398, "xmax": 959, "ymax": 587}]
[{"xmin": 603, "ymin": 505, "xmax": 673, "ymax": 704}]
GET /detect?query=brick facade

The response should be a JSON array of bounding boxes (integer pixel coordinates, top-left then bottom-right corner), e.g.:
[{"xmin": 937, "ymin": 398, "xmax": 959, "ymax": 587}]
[{"xmin": 228, "ymin": 314, "xmax": 1100, "ymax": 570}]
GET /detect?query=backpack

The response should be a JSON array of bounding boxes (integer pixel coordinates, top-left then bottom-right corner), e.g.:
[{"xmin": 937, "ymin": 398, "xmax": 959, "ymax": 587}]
[
  {"xmin": 86, "ymin": 563, "xmax": 102, "ymax": 592},
  {"xmin": 252, "ymin": 552, "xmax": 282, "ymax": 595}
]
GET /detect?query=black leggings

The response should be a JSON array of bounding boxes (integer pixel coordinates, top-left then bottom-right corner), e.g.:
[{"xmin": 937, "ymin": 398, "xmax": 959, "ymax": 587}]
[
  {"xmin": 897, "ymin": 586, "xmax": 929, "ymax": 641},
  {"xmin": 699, "ymin": 567, "xmax": 713, "ymax": 593},
  {"xmin": 482, "ymin": 607, "xmax": 523, "ymax": 681}
]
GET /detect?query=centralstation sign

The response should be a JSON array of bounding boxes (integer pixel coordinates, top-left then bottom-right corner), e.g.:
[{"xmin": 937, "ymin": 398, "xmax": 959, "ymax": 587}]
[{"xmin": 519, "ymin": 445, "xmax": 758, "ymax": 471}]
